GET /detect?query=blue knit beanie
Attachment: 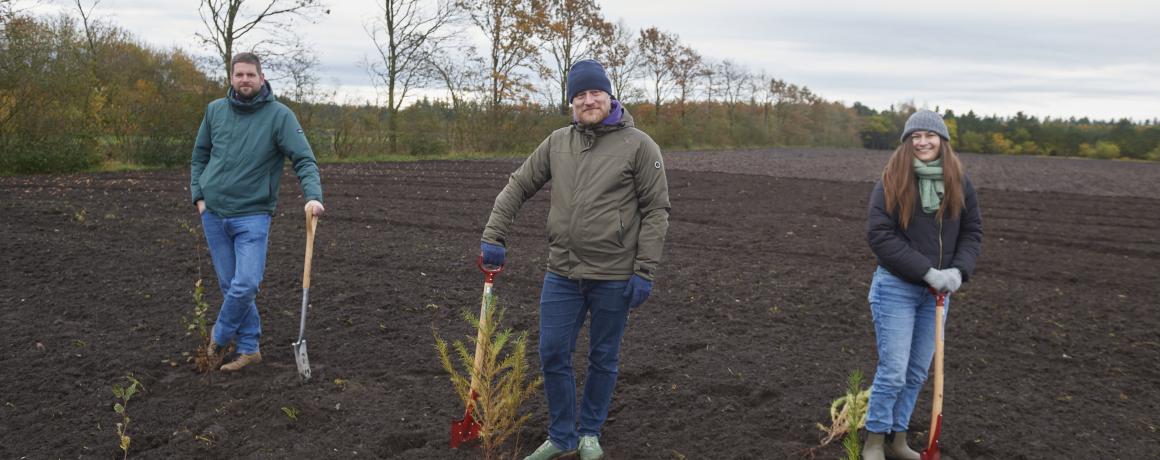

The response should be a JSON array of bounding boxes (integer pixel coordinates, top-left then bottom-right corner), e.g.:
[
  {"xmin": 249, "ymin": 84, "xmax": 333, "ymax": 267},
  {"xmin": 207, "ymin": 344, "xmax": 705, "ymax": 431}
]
[
  {"xmin": 567, "ymin": 59, "xmax": 613, "ymax": 101},
  {"xmin": 901, "ymin": 109, "xmax": 950, "ymax": 142}
]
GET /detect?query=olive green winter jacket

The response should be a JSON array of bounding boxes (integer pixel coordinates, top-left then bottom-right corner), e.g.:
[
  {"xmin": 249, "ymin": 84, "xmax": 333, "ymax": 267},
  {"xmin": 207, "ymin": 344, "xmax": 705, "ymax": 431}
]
[
  {"xmin": 190, "ymin": 82, "xmax": 322, "ymax": 217},
  {"xmin": 482, "ymin": 106, "xmax": 670, "ymax": 281}
]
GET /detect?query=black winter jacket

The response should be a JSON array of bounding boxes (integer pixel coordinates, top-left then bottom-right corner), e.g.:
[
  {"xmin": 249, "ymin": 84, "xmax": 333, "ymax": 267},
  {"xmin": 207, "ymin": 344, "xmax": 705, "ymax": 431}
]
[{"xmin": 866, "ymin": 176, "xmax": 983, "ymax": 285}]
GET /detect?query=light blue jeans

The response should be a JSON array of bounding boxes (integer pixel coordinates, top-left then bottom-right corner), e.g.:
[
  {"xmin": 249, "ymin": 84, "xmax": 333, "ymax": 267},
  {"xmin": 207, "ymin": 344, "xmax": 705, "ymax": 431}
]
[
  {"xmin": 866, "ymin": 266, "xmax": 950, "ymax": 434},
  {"xmin": 538, "ymin": 272, "xmax": 632, "ymax": 451},
  {"xmin": 201, "ymin": 211, "xmax": 271, "ymax": 355}
]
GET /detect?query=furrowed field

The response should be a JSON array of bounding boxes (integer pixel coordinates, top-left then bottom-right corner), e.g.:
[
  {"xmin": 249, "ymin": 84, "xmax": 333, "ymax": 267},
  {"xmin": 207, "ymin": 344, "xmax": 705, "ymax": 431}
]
[{"xmin": 1, "ymin": 149, "xmax": 1157, "ymax": 459}]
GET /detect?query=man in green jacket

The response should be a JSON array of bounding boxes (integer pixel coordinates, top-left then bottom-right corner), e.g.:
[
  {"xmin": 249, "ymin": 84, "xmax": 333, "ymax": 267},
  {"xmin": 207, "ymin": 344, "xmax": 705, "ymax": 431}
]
[
  {"xmin": 480, "ymin": 59, "xmax": 670, "ymax": 460},
  {"xmin": 190, "ymin": 52, "xmax": 324, "ymax": 372}
]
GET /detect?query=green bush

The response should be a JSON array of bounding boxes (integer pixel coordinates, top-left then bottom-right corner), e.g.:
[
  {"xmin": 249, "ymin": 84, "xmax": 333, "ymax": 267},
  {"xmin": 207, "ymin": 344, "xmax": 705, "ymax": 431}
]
[
  {"xmin": 405, "ymin": 133, "xmax": 449, "ymax": 156},
  {"xmin": 120, "ymin": 137, "xmax": 192, "ymax": 167},
  {"xmin": 1078, "ymin": 141, "xmax": 1121, "ymax": 160},
  {"xmin": 0, "ymin": 137, "xmax": 101, "ymax": 174}
]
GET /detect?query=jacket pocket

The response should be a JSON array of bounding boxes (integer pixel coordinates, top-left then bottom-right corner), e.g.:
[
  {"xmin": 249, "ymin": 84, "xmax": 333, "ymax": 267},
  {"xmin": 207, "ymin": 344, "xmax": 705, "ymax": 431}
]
[{"xmin": 582, "ymin": 207, "xmax": 624, "ymax": 256}]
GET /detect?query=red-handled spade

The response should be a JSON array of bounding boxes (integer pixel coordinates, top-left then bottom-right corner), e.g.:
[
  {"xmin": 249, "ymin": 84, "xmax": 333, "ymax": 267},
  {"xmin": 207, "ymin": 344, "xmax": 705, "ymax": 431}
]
[
  {"xmin": 921, "ymin": 289, "xmax": 948, "ymax": 460},
  {"xmin": 449, "ymin": 256, "xmax": 504, "ymax": 448}
]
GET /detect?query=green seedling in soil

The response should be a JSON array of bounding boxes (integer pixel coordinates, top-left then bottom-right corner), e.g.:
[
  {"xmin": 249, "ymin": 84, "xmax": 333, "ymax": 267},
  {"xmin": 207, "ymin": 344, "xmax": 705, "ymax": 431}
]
[
  {"xmin": 815, "ymin": 369, "xmax": 869, "ymax": 460},
  {"xmin": 179, "ymin": 219, "xmax": 217, "ymax": 374},
  {"xmin": 112, "ymin": 375, "xmax": 144, "ymax": 460},
  {"xmin": 184, "ymin": 279, "xmax": 216, "ymax": 373},
  {"xmin": 281, "ymin": 406, "xmax": 299, "ymax": 421},
  {"xmin": 74, "ymin": 208, "xmax": 87, "ymax": 223},
  {"xmin": 435, "ymin": 295, "xmax": 542, "ymax": 459}
]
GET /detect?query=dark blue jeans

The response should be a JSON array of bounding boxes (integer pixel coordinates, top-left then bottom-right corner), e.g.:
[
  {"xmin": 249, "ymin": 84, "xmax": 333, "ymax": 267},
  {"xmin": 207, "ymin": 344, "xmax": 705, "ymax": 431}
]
[
  {"xmin": 538, "ymin": 272, "xmax": 631, "ymax": 451},
  {"xmin": 201, "ymin": 211, "xmax": 270, "ymax": 355}
]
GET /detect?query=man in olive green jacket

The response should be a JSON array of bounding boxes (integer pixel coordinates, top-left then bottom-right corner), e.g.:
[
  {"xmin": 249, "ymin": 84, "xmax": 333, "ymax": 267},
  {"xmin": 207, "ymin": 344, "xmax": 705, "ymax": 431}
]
[
  {"xmin": 480, "ymin": 59, "xmax": 670, "ymax": 460},
  {"xmin": 190, "ymin": 52, "xmax": 324, "ymax": 372}
]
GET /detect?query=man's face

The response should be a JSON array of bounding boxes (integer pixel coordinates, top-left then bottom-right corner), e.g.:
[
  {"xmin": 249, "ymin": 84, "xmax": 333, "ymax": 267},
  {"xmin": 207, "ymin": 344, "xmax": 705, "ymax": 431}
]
[
  {"xmin": 572, "ymin": 89, "xmax": 612, "ymax": 126},
  {"xmin": 230, "ymin": 62, "xmax": 265, "ymax": 99}
]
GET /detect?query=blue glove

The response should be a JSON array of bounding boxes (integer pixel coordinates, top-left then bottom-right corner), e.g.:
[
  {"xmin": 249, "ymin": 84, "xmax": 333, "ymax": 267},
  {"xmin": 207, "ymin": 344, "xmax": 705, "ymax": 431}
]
[
  {"xmin": 623, "ymin": 275, "xmax": 652, "ymax": 309},
  {"xmin": 480, "ymin": 241, "xmax": 505, "ymax": 267}
]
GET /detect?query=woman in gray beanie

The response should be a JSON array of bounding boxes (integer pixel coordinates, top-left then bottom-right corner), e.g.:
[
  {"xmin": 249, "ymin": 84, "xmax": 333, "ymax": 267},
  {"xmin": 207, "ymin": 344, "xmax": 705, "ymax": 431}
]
[{"xmin": 861, "ymin": 110, "xmax": 983, "ymax": 460}]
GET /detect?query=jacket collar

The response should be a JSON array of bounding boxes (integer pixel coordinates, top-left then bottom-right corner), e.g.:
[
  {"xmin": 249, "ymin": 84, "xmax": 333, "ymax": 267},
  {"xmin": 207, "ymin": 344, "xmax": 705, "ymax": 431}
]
[{"xmin": 227, "ymin": 81, "xmax": 274, "ymax": 113}]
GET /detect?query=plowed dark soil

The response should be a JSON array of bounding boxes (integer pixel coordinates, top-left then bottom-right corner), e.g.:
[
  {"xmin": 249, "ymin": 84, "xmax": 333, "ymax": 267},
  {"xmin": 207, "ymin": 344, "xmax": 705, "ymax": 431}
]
[{"xmin": 2, "ymin": 149, "xmax": 1158, "ymax": 459}]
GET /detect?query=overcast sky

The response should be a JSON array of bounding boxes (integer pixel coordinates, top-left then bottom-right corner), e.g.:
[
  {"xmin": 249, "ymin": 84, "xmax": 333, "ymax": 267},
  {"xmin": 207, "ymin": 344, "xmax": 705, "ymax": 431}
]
[{"xmin": 26, "ymin": 0, "xmax": 1160, "ymax": 121}]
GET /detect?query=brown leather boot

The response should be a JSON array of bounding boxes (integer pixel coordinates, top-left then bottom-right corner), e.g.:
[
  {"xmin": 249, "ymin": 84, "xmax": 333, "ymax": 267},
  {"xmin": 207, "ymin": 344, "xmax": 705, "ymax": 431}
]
[
  {"xmin": 885, "ymin": 431, "xmax": 920, "ymax": 460},
  {"xmin": 220, "ymin": 351, "xmax": 262, "ymax": 372},
  {"xmin": 862, "ymin": 432, "xmax": 885, "ymax": 460}
]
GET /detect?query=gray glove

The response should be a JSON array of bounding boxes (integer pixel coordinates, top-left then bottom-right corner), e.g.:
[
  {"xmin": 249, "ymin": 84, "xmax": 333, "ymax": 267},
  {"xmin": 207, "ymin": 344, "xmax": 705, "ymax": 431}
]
[
  {"xmin": 941, "ymin": 268, "xmax": 962, "ymax": 293},
  {"xmin": 922, "ymin": 268, "xmax": 951, "ymax": 292}
]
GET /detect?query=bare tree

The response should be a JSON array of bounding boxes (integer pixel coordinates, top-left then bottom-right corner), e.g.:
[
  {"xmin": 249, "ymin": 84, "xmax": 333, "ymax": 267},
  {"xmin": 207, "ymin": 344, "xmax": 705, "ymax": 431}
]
[
  {"xmin": 366, "ymin": 0, "xmax": 456, "ymax": 152},
  {"xmin": 427, "ymin": 46, "xmax": 486, "ymax": 111},
  {"xmin": 197, "ymin": 0, "xmax": 328, "ymax": 81},
  {"xmin": 455, "ymin": 0, "xmax": 545, "ymax": 108},
  {"xmin": 637, "ymin": 26, "xmax": 677, "ymax": 115},
  {"xmin": 593, "ymin": 19, "xmax": 641, "ymax": 103},
  {"xmin": 750, "ymin": 69, "xmax": 774, "ymax": 134},
  {"xmin": 717, "ymin": 59, "xmax": 748, "ymax": 124},
  {"xmin": 698, "ymin": 58, "xmax": 718, "ymax": 103},
  {"xmin": 670, "ymin": 44, "xmax": 701, "ymax": 119},
  {"xmin": 263, "ymin": 34, "xmax": 321, "ymax": 104},
  {"xmin": 539, "ymin": 0, "xmax": 610, "ymax": 113},
  {"xmin": 262, "ymin": 33, "xmax": 332, "ymax": 138},
  {"xmin": 1, "ymin": 0, "xmax": 36, "ymax": 24}
]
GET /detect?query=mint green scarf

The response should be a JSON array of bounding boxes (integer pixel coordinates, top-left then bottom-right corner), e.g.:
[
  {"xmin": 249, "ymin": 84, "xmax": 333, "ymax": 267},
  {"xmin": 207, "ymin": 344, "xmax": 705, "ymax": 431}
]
[{"xmin": 913, "ymin": 157, "xmax": 944, "ymax": 214}]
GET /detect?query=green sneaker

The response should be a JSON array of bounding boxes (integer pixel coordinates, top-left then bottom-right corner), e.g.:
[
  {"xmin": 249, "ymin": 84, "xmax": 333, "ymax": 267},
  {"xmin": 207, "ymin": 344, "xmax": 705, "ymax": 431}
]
[
  {"xmin": 524, "ymin": 439, "xmax": 571, "ymax": 460},
  {"xmin": 578, "ymin": 435, "xmax": 604, "ymax": 460}
]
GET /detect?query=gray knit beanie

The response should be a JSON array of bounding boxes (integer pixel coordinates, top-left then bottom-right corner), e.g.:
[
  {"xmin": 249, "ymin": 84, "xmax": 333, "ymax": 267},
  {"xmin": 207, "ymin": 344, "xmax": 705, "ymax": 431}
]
[{"xmin": 900, "ymin": 109, "xmax": 950, "ymax": 142}]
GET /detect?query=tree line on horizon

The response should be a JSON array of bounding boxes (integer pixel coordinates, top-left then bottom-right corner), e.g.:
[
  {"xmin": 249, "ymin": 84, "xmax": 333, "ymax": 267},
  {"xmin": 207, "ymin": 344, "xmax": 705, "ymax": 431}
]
[{"xmin": 2, "ymin": 0, "xmax": 1158, "ymax": 174}]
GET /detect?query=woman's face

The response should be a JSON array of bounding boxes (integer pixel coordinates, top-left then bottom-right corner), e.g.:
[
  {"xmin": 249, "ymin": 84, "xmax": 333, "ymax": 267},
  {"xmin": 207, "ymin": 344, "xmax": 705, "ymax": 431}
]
[{"xmin": 910, "ymin": 131, "xmax": 942, "ymax": 162}]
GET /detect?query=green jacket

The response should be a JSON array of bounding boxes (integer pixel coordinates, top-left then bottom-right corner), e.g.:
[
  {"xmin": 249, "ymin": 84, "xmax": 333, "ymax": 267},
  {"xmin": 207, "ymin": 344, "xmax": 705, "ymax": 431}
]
[
  {"xmin": 483, "ymin": 106, "xmax": 670, "ymax": 281},
  {"xmin": 190, "ymin": 82, "xmax": 322, "ymax": 217}
]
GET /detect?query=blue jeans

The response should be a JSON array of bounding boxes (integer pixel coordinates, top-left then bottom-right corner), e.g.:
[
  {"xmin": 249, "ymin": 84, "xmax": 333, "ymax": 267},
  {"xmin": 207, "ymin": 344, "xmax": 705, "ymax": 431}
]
[
  {"xmin": 866, "ymin": 266, "xmax": 951, "ymax": 434},
  {"xmin": 201, "ymin": 212, "xmax": 271, "ymax": 355},
  {"xmin": 538, "ymin": 272, "xmax": 632, "ymax": 451}
]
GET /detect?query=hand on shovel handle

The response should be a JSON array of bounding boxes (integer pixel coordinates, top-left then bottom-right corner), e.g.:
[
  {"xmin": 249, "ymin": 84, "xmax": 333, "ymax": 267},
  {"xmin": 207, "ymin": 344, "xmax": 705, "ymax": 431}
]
[{"xmin": 303, "ymin": 214, "xmax": 318, "ymax": 289}]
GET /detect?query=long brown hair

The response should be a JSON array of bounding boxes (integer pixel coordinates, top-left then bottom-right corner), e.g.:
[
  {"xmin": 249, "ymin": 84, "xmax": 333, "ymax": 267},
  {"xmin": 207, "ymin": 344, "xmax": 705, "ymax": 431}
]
[{"xmin": 882, "ymin": 140, "xmax": 965, "ymax": 230}]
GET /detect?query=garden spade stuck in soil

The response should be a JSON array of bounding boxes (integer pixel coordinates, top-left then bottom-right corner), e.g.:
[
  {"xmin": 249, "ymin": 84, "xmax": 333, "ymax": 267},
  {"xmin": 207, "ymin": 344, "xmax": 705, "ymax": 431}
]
[
  {"xmin": 293, "ymin": 213, "xmax": 319, "ymax": 381},
  {"xmin": 921, "ymin": 289, "xmax": 948, "ymax": 460},
  {"xmin": 450, "ymin": 257, "xmax": 504, "ymax": 448}
]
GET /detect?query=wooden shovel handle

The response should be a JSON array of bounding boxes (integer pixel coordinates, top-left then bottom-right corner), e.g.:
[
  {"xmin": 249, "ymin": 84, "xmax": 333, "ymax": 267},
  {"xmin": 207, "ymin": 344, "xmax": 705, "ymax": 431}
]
[
  {"xmin": 303, "ymin": 213, "xmax": 319, "ymax": 289},
  {"xmin": 928, "ymin": 290, "xmax": 946, "ymax": 446}
]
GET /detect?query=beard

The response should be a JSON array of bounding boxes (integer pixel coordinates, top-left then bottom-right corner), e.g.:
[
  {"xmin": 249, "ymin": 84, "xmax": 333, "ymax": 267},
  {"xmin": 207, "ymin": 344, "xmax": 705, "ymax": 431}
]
[{"xmin": 575, "ymin": 106, "xmax": 609, "ymax": 125}]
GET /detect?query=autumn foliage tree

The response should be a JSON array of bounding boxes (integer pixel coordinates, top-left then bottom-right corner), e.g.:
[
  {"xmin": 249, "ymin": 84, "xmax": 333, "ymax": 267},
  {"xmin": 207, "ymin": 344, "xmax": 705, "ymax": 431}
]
[
  {"xmin": 539, "ymin": 0, "xmax": 611, "ymax": 113},
  {"xmin": 636, "ymin": 26, "xmax": 678, "ymax": 115},
  {"xmin": 456, "ymin": 0, "xmax": 545, "ymax": 108}
]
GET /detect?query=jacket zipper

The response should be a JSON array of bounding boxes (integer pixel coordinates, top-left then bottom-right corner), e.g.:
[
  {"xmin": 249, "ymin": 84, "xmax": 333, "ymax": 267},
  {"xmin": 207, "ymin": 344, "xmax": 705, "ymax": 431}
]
[{"xmin": 937, "ymin": 217, "xmax": 944, "ymax": 269}]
